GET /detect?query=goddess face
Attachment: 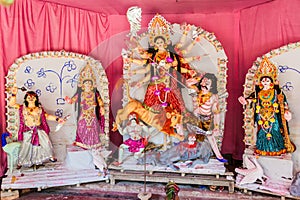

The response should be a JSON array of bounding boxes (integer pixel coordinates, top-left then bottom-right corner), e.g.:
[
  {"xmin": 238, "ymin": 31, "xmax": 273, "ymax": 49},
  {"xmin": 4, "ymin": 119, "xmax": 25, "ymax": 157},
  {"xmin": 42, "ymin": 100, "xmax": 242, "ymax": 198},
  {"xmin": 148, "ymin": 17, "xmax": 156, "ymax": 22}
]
[
  {"xmin": 260, "ymin": 77, "xmax": 272, "ymax": 90},
  {"xmin": 83, "ymin": 80, "xmax": 93, "ymax": 92},
  {"xmin": 154, "ymin": 37, "xmax": 166, "ymax": 50}
]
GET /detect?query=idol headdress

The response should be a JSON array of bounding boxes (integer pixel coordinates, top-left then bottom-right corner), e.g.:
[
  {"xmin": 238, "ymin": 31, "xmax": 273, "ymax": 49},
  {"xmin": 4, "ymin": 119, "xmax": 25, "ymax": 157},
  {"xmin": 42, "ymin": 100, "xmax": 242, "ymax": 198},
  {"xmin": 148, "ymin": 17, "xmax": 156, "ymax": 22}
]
[
  {"xmin": 254, "ymin": 58, "xmax": 278, "ymax": 84},
  {"xmin": 78, "ymin": 62, "xmax": 96, "ymax": 88},
  {"xmin": 148, "ymin": 14, "xmax": 171, "ymax": 46}
]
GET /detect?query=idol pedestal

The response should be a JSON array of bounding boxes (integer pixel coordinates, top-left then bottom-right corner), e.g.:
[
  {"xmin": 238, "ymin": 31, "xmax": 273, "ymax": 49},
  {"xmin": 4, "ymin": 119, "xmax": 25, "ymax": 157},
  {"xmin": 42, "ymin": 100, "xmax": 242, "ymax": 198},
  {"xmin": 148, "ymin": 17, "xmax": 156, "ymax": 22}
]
[
  {"xmin": 64, "ymin": 145, "xmax": 94, "ymax": 170},
  {"xmin": 243, "ymin": 148, "xmax": 293, "ymax": 181},
  {"xmin": 257, "ymin": 155, "xmax": 293, "ymax": 180}
]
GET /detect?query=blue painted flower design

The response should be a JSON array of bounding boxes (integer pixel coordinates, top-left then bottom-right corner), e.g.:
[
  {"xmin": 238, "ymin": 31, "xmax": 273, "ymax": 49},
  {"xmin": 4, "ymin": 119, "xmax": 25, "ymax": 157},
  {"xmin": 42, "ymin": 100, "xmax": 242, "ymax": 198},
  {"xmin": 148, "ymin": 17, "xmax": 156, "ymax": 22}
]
[
  {"xmin": 37, "ymin": 68, "xmax": 47, "ymax": 78},
  {"xmin": 24, "ymin": 79, "xmax": 35, "ymax": 89},
  {"xmin": 66, "ymin": 73, "xmax": 79, "ymax": 88},
  {"xmin": 46, "ymin": 83, "xmax": 57, "ymax": 93},
  {"xmin": 279, "ymin": 65, "xmax": 300, "ymax": 74},
  {"xmin": 64, "ymin": 60, "xmax": 77, "ymax": 72},
  {"xmin": 24, "ymin": 66, "xmax": 33, "ymax": 74},
  {"xmin": 35, "ymin": 89, "xmax": 41, "ymax": 96},
  {"xmin": 282, "ymin": 82, "xmax": 294, "ymax": 91},
  {"xmin": 55, "ymin": 109, "xmax": 64, "ymax": 118}
]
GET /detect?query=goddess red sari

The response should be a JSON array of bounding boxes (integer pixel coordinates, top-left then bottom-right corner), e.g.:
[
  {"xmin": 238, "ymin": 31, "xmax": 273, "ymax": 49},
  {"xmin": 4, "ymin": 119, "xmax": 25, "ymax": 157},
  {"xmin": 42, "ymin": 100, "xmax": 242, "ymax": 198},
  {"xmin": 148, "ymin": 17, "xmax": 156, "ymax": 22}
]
[{"xmin": 143, "ymin": 51, "xmax": 185, "ymax": 114}]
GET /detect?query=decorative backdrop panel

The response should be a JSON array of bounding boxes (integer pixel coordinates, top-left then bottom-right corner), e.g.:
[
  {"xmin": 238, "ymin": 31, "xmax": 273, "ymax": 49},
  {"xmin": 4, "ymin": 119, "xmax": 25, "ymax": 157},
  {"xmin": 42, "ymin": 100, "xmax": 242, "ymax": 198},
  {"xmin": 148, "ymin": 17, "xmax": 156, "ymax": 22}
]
[{"xmin": 5, "ymin": 51, "xmax": 110, "ymax": 160}]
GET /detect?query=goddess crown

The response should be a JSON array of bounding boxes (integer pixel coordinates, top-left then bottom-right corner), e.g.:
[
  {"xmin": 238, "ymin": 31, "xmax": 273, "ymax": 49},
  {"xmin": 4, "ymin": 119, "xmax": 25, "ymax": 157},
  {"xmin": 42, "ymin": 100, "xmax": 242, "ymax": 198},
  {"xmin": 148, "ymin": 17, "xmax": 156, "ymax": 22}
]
[
  {"xmin": 78, "ymin": 62, "xmax": 96, "ymax": 88},
  {"xmin": 148, "ymin": 14, "xmax": 171, "ymax": 46},
  {"xmin": 254, "ymin": 58, "xmax": 278, "ymax": 84}
]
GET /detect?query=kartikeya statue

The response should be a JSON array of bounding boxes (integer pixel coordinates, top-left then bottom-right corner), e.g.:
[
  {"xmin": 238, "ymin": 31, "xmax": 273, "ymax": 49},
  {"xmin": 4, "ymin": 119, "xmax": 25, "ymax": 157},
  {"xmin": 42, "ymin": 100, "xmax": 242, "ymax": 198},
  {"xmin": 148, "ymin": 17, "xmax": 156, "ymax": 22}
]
[{"xmin": 9, "ymin": 88, "xmax": 66, "ymax": 169}]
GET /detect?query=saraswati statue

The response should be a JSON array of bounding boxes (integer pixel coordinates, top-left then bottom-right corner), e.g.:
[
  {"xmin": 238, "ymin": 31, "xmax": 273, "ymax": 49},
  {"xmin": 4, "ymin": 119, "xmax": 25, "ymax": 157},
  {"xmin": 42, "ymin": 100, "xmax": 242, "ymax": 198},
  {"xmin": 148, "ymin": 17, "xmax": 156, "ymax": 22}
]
[{"xmin": 239, "ymin": 58, "xmax": 295, "ymax": 156}]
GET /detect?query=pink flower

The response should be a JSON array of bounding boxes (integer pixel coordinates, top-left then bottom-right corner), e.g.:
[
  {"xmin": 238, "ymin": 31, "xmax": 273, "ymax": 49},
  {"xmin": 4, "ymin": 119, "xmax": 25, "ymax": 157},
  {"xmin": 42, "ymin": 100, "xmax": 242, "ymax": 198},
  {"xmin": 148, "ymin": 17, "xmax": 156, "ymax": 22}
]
[
  {"xmin": 151, "ymin": 76, "xmax": 159, "ymax": 81},
  {"xmin": 154, "ymin": 90, "xmax": 161, "ymax": 96},
  {"xmin": 164, "ymin": 87, "xmax": 171, "ymax": 92},
  {"xmin": 161, "ymin": 102, "xmax": 168, "ymax": 107},
  {"xmin": 166, "ymin": 57, "xmax": 173, "ymax": 63}
]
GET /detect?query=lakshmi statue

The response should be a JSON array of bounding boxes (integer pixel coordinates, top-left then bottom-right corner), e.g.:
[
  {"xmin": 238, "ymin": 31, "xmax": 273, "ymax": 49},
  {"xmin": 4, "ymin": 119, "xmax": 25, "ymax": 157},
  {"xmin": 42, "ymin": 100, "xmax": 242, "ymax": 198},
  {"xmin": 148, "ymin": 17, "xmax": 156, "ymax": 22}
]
[
  {"xmin": 239, "ymin": 58, "xmax": 295, "ymax": 156},
  {"xmin": 65, "ymin": 63, "xmax": 105, "ymax": 149}
]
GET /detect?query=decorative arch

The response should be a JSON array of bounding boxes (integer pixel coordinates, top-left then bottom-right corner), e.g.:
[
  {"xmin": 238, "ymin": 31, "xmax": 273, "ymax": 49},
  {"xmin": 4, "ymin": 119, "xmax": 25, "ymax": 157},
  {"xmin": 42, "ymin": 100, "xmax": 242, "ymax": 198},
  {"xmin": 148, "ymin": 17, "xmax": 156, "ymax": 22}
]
[{"xmin": 5, "ymin": 51, "xmax": 110, "ymax": 151}]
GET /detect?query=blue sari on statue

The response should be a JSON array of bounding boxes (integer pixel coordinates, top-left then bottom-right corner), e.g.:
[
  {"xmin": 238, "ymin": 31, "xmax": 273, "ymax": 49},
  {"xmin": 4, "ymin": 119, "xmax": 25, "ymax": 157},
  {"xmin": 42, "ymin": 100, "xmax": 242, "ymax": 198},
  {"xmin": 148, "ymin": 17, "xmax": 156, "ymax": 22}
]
[{"xmin": 254, "ymin": 89, "xmax": 287, "ymax": 156}]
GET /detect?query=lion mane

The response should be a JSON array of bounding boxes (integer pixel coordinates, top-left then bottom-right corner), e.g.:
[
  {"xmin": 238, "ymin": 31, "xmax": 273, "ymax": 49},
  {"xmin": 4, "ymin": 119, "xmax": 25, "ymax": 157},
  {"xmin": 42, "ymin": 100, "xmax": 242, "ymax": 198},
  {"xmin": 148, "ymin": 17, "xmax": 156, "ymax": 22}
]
[{"xmin": 113, "ymin": 98, "xmax": 182, "ymax": 137}]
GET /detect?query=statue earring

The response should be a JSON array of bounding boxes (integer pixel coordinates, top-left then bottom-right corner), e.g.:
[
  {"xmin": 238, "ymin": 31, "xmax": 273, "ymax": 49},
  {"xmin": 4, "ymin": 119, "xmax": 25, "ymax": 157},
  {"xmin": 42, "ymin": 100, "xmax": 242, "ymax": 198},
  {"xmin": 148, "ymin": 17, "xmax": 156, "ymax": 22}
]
[{"xmin": 270, "ymin": 83, "xmax": 274, "ymax": 89}]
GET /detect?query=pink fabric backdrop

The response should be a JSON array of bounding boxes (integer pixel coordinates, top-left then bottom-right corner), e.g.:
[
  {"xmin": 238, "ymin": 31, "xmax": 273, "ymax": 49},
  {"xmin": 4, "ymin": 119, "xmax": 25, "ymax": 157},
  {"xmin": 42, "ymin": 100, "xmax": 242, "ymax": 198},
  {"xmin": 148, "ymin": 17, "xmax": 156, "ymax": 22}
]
[{"xmin": 1, "ymin": 0, "xmax": 300, "ymax": 176}]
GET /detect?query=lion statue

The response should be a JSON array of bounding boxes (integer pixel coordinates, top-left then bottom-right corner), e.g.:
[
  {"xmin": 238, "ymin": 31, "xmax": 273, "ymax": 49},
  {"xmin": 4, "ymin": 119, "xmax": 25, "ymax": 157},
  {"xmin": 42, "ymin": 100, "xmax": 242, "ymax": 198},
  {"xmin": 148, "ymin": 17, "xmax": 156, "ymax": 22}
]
[{"xmin": 112, "ymin": 98, "xmax": 184, "ymax": 141}]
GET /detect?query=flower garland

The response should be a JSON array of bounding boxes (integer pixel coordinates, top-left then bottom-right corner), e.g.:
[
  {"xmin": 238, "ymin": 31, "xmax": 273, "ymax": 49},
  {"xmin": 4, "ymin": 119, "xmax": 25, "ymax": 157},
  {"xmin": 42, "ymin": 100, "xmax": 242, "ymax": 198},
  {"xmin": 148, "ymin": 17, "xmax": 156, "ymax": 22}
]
[
  {"xmin": 255, "ymin": 89, "xmax": 279, "ymax": 140},
  {"xmin": 152, "ymin": 56, "xmax": 173, "ymax": 108}
]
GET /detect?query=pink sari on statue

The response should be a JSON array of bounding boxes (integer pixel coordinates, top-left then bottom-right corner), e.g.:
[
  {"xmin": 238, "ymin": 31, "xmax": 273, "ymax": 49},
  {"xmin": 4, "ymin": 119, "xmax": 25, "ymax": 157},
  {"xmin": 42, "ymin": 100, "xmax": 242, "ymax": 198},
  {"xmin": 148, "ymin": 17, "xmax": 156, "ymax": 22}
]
[{"xmin": 75, "ymin": 92, "xmax": 104, "ymax": 149}]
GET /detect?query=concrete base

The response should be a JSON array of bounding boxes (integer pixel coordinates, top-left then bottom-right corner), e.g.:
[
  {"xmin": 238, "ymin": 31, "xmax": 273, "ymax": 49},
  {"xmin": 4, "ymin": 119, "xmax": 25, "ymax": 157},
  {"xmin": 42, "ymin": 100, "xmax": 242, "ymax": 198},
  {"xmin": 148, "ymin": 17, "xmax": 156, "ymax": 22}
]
[
  {"xmin": 64, "ymin": 145, "xmax": 94, "ymax": 170},
  {"xmin": 243, "ymin": 149, "xmax": 293, "ymax": 181},
  {"xmin": 257, "ymin": 155, "xmax": 293, "ymax": 181}
]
